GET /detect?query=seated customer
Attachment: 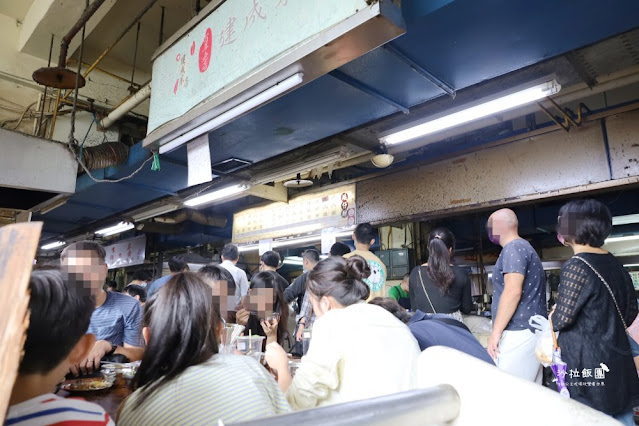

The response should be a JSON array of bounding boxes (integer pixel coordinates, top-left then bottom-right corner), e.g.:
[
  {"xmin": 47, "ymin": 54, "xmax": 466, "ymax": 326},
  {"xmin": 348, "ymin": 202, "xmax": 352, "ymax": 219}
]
[
  {"xmin": 265, "ymin": 256, "xmax": 420, "ymax": 410},
  {"xmin": 237, "ymin": 271, "xmax": 289, "ymax": 347},
  {"xmin": 61, "ymin": 241, "xmax": 144, "ymax": 375},
  {"xmin": 369, "ymin": 298, "xmax": 494, "ymax": 364},
  {"xmin": 118, "ymin": 273, "xmax": 289, "ymax": 425},
  {"xmin": 7, "ymin": 269, "xmax": 114, "ymax": 425},
  {"xmin": 198, "ymin": 264, "xmax": 237, "ymax": 323}
]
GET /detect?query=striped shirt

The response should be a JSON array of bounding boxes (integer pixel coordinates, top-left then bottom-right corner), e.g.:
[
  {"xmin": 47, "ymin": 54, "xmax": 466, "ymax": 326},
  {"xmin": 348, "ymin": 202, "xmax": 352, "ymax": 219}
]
[
  {"xmin": 118, "ymin": 354, "xmax": 289, "ymax": 425},
  {"xmin": 7, "ymin": 394, "xmax": 114, "ymax": 426},
  {"xmin": 87, "ymin": 291, "xmax": 143, "ymax": 347}
]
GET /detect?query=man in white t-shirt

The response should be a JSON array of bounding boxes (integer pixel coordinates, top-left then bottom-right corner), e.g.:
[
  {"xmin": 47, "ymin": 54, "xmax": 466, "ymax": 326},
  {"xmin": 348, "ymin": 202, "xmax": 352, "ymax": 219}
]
[{"xmin": 220, "ymin": 243, "xmax": 249, "ymax": 297}]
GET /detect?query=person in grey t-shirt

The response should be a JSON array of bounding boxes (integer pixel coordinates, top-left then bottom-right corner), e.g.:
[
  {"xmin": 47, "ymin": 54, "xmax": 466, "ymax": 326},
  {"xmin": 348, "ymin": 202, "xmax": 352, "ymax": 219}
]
[
  {"xmin": 487, "ymin": 209, "xmax": 547, "ymax": 383},
  {"xmin": 61, "ymin": 241, "xmax": 144, "ymax": 376}
]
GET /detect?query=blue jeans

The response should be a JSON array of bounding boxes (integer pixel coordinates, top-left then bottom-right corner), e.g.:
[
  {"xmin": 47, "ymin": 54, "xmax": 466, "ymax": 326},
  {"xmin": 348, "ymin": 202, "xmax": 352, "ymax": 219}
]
[{"xmin": 613, "ymin": 409, "xmax": 635, "ymax": 426}]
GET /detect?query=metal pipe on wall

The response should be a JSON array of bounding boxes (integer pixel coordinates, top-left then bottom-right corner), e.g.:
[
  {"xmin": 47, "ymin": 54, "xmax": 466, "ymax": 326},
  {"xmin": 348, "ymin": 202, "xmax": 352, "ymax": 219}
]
[
  {"xmin": 57, "ymin": 0, "xmax": 106, "ymax": 68},
  {"xmin": 99, "ymin": 83, "xmax": 152, "ymax": 128}
]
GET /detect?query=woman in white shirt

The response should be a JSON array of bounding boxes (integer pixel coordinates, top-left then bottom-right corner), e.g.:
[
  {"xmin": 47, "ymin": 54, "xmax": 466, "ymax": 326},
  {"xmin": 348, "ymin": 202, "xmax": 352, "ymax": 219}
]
[{"xmin": 265, "ymin": 255, "xmax": 421, "ymax": 410}]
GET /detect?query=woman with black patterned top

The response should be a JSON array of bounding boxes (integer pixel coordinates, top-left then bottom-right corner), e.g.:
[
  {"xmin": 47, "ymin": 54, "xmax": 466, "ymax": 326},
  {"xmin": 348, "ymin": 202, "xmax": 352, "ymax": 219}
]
[{"xmin": 551, "ymin": 199, "xmax": 639, "ymax": 425}]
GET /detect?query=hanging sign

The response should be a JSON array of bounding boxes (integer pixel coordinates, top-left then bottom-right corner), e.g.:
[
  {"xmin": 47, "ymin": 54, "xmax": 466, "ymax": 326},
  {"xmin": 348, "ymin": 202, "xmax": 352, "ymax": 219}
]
[
  {"xmin": 104, "ymin": 235, "xmax": 146, "ymax": 269},
  {"xmin": 233, "ymin": 184, "xmax": 356, "ymax": 243}
]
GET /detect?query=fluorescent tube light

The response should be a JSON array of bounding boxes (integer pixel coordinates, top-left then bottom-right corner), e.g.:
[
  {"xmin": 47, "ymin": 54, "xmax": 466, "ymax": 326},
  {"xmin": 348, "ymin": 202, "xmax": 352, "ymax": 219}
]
[
  {"xmin": 131, "ymin": 204, "xmax": 180, "ymax": 222},
  {"xmin": 160, "ymin": 73, "xmax": 304, "ymax": 154},
  {"xmin": 604, "ymin": 235, "xmax": 639, "ymax": 244},
  {"xmin": 623, "ymin": 264, "xmax": 639, "ymax": 268},
  {"xmin": 41, "ymin": 241, "xmax": 65, "ymax": 250},
  {"xmin": 612, "ymin": 214, "xmax": 639, "ymax": 226},
  {"xmin": 380, "ymin": 80, "xmax": 561, "ymax": 145},
  {"xmin": 238, "ymin": 244, "xmax": 259, "ymax": 253},
  {"xmin": 184, "ymin": 184, "xmax": 249, "ymax": 207},
  {"xmin": 272, "ymin": 235, "xmax": 322, "ymax": 248},
  {"xmin": 283, "ymin": 259, "xmax": 304, "ymax": 266},
  {"xmin": 96, "ymin": 222, "xmax": 134, "ymax": 237}
]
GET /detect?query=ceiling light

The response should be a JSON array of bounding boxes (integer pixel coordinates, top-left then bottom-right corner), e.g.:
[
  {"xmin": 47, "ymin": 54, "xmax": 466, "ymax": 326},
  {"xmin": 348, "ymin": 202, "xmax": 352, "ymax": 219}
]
[
  {"xmin": 238, "ymin": 244, "xmax": 259, "ymax": 252},
  {"xmin": 41, "ymin": 241, "xmax": 66, "ymax": 250},
  {"xmin": 95, "ymin": 222, "xmax": 135, "ymax": 237},
  {"xmin": 272, "ymin": 235, "xmax": 322, "ymax": 248},
  {"xmin": 131, "ymin": 204, "xmax": 181, "ymax": 222},
  {"xmin": 39, "ymin": 196, "xmax": 69, "ymax": 215},
  {"xmin": 184, "ymin": 184, "xmax": 249, "ymax": 207},
  {"xmin": 623, "ymin": 264, "xmax": 639, "ymax": 268},
  {"xmin": 604, "ymin": 235, "xmax": 639, "ymax": 244},
  {"xmin": 380, "ymin": 79, "xmax": 561, "ymax": 145},
  {"xmin": 159, "ymin": 73, "xmax": 304, "ymax": 154},
  {"xmin": 282, "ymin": 258, "xmax": 304, "ymax": 266},
  {"xmin": 612, "ymin": 214, "xmax": 639, "ymax": 226}
]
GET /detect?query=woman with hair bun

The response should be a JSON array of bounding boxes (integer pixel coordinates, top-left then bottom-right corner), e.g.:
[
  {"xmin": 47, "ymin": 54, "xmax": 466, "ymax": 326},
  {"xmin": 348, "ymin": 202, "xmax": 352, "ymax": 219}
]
[
  {"xmin": 409, "ymin": 227, "xmax": 472, "ymax": 321},
  {"xmin": 265, "ymin": 255, "xmax": 420, "ymax": 410}
]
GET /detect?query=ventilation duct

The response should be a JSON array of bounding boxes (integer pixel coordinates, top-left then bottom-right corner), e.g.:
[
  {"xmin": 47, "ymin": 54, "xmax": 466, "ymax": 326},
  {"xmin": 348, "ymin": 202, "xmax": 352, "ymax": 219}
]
[
  {"xmin": 78, "ymin": 142, "xmax": 129, "ymax": 170},
  {"xmin": 153, "ymin": 209, "xmax": 227, "ymax": 228}
]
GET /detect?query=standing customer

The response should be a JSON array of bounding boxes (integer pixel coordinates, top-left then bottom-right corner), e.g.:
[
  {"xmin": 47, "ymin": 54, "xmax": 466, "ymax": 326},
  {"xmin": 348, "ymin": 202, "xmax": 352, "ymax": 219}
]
[
  {"xmin": 260, "ymin": 250, "xmax": 289, "ymax": 293},
  {"xmin": 409, "ymin": 228, "xmax": 471, "ymax": 320},
  {"xmin": 265, "ymin": 256, "xmax": 420, "ymax": 410},
  {"xmin": 486, "ymin": 209, "xmax": 547, "ymax": 382},
  {"xmin": 551, "ymin": 200, "xmax": 639, "ymax": 424},
  {"xmin": 61, "ymin": 241, "xmax": 144, "ymax": 374},
  {"xmin": 146, "ymin": 256, "xmax": 189, "ymax": 298},
  {"xmin": 344, "ymin": 223, "xmax": 387, "ymax": 300},
  {"xmin": 220, "ymin": 243, "xmax": 250, "ymax": 297}
]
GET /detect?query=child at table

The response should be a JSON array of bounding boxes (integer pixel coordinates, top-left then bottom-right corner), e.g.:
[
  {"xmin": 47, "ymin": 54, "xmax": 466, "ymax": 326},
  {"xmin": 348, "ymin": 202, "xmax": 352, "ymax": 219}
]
[{"xmin": 7, "ymin": 269, "xmax": 114, "ymax": 425}]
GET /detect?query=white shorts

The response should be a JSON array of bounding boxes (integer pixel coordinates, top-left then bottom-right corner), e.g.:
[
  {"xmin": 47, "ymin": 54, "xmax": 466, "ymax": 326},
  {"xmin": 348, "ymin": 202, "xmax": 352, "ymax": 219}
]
[{"xmin": 497, "ymin": 329, "xmax": 543, "ymax": 384}]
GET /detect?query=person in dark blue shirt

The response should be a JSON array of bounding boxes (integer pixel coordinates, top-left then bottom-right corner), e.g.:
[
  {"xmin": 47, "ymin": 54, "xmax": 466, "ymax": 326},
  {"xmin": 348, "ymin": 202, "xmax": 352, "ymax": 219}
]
[{"xmin": 369, "ymin": 298, "xmax": 494, "ymax": 364}]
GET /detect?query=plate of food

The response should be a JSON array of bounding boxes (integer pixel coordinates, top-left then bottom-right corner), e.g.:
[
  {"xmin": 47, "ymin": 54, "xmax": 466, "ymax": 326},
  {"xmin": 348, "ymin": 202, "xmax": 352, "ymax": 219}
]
[{"xmin": 60, "ymin": 379, "xmax": 113, "ymax": 392}]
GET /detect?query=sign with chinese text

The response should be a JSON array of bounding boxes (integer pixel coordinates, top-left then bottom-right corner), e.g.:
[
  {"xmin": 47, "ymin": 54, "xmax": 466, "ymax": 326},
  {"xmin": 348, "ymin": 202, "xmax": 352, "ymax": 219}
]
[
  {"xmin": 104, "ymin": 235, "xmax": 146, "ymax": 270},
  {"xmin": 233, "ymin": 184, "xmax": 356, "ymax": 243},
  {"xmin": 148, "ymin": 0, "xmax": 370, "ymax": 134}
]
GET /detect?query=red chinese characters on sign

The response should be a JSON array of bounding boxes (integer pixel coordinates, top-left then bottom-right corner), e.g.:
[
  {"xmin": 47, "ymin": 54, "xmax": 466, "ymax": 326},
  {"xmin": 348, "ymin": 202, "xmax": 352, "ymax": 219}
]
[
  {"xmin": 219, "ymin": 17, "xmax": 237, "ymax": 48},
  {"xmin": 199, "ymin": 27, "xmax": 212, "ymax": 72}
]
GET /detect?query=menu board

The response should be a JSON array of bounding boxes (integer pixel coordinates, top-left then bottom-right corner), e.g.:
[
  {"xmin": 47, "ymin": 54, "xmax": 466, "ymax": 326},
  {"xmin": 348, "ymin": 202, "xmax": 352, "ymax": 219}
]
[
  {"xmin": 104, "ymin": 235, "xmax": 147, "ymax": 270},
  {"xmin": 233, "ymin": 184, "xmax": 356, "ymax": 243}
]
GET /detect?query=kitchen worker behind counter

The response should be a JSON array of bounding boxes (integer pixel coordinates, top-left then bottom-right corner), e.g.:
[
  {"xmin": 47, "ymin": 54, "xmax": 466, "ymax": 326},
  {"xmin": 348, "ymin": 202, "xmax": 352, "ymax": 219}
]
[{"xmin": 389, "ymin": 273, "xmax": 411, "ymax": 310}]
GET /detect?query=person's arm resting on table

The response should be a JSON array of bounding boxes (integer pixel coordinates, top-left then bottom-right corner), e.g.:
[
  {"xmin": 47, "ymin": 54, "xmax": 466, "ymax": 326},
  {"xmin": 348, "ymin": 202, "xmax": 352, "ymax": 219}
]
[{"xmin": 487, "ymin": 273, "xmax": 523, "ymax": 360}]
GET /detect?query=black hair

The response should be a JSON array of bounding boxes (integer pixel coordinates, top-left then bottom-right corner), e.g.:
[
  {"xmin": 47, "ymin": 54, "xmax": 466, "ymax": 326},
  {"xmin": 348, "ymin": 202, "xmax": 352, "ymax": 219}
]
[
  {"xmin": 249, "ymin": 271, "xmax": 289, "ymax": 346},
  {"xmin": 106, "ymin": 280, "xmax": 119, "ymax": 291},
  {"xmin": 330, "ymin": 242, "xmax": 351, "ymax": 257},
  {"xmin": 368, "ymin": 297, "xmax": 410, "ymax": 324},
  {"xmin": 132, "ymin": 272, "xmax": 219, "ymax": 405},
  {"xmin": 426, "ymin": 227, "xmax": 456, "ymax": 294},
  {"xmin": 124, "ymin": 284, "xmax": 147, "ymax": 302},
  {"xmin": 168, "ymin": 255, "xmax": 188, "ymax": 273},
  {"xmin": 198, "ymin": 264, "xmax": 237, "ymax": 294},
  {"xmin": 557, "ymin": 199, "xmax": 612, "ymax": 248},
  {"xmin": 132, "ymin": 270, "xmax": 153, "ymax": 282},
  {"xmin": 302, "ymin": 249, "xmax": 320, "ymax": 263},
  {"xmin": 20, "ymin": 269, "xmax": 94, "ymax": 374},
  {"xmin": 260, "ymin": 251, "xmax": 281, "ymax": 268},
  {"xmin": 354, "ymin": 223, "xmax": 375, "ymax": 245},
  {"xmin": 221, "ymin": 243, "xmax": 239, "ymax": 261},
  {"xmin": 307, "ymin": 255, "xmax": 370, "ymax": 306},
  {"xmin": 402, "ymin": 273, "xmax": 410, "ymax": 280},
  {"xmin": 60, "ymin": 241, "xmax": 106, "ymax": 264}
]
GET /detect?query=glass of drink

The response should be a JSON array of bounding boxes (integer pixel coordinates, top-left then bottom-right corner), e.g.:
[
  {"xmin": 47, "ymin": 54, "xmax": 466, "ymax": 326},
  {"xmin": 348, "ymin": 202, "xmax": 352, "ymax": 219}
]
[
  {"xmin": 236, "ymin": 335, "xmax": 266, "ymax": 356},
  {"xmin": 302, "ymin": 329, "xmax": 311, "ymax": 356}
]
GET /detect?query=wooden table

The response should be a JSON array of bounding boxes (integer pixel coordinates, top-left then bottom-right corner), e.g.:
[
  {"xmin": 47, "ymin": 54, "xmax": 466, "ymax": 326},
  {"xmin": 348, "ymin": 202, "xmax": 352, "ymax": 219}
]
[{"xmin": 58, "ymin": 376, "xmax": 132, "ymax": 421}]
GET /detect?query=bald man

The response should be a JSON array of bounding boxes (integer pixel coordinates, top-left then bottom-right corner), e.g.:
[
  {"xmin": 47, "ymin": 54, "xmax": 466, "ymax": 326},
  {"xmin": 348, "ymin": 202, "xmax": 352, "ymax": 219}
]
[{"xmin": 486, "ymin": 209, "xmax": 547, "ymax": 383}]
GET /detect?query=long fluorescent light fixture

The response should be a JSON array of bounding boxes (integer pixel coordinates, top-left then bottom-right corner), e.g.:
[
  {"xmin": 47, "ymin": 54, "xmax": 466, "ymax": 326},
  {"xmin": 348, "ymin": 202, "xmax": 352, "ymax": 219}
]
[
  {"xmin": 380, "ymin": 80, "xmax": 561, "ymax": 145},
  {"xmin": 238, "ymin": 244, "xmax": 259, "ymax": 253},
  {"xmin": 131, "ymin": 204, "xmax": 180, "ymax": 222},
  {"xmin": 160, "ymin": 73, "xmax": 304, "ymax": 154},
  {"xmin": 96, "ymin": 222, "xmax": 134, "ymax": 237},
  {"xmin": 604, "ymin": 235, "xmax": 639, "ymax": 244},
  {"xmin": 184, "ymin": 184, "xmax": 249, "ymax": 207},
  {"xmin": 41, "ymin": 241, "xmax": 65, "ymax": 250},
  {"xmin": 612, "ymin": 214, "xmax": 639, "ymax": 226}
]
